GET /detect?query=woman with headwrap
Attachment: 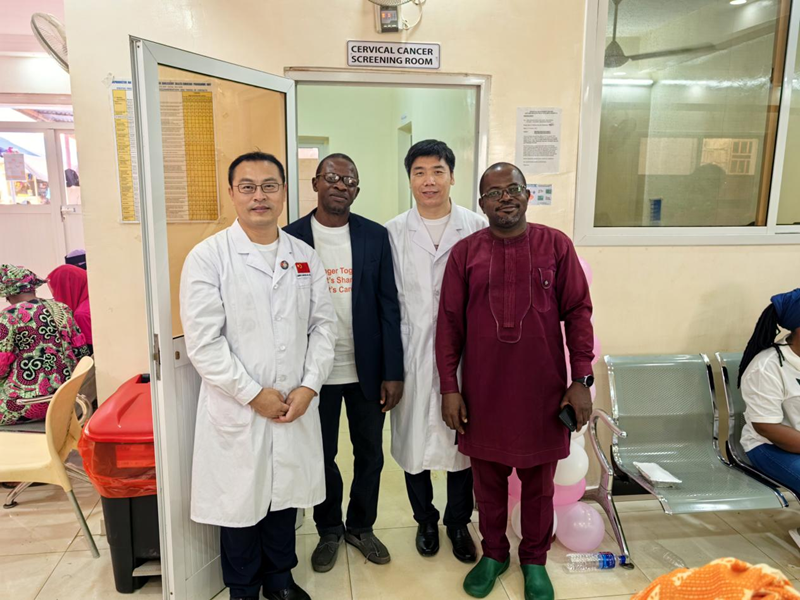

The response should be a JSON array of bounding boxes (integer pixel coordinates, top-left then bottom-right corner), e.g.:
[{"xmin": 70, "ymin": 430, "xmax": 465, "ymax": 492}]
[
  {"xmin": 739, "ymin": 288, "xmax": 800, "ymax": 500},
  {"xmin": 47, "ymin": 264, "xmax": 92, "ymax": 350},
  {"xmin": 0, "ymin": 264, "xmax": 90, "ymax": 426}
]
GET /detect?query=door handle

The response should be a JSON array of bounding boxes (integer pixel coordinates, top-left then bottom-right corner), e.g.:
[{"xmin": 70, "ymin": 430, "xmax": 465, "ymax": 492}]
[{"xmin": 60, "ymin": 206, "xmax": 78, "ymax": 214}]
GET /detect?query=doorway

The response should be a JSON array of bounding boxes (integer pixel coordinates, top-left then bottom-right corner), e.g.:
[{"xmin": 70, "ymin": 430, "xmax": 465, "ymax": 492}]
[{"xmin": 289, "ymin": 71, "xmax": 490, "ymax": 224}]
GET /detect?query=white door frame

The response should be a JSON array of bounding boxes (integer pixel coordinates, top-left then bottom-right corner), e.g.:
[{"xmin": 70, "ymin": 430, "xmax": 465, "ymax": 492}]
[
  {"xmin": 130, "ymin": 38, "xmax": 298, "ymax": 600},
  {"xmin": 285, "ymin": 68, "xmax": 491, "ymax": 214}
]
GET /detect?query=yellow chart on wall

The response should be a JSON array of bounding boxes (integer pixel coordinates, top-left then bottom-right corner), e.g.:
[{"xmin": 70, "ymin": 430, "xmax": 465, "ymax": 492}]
[{"xmin": 111, "ymin": 80, "xmax": 220, "ymax": 223}]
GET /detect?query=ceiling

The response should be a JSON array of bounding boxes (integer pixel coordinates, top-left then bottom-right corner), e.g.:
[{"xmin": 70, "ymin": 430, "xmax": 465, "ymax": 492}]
[{"xmin": 0, "ymin": 0, "xmax": 65, "ymax": 54}]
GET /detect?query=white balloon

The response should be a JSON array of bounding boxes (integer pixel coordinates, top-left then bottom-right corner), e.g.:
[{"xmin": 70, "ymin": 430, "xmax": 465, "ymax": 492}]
[
  {"xmin": 553, "ymin": 508, "xmax": 559, "ymax": 536},
  {"xmin": 574, "ymin": 435, "xmax": 586, "ymax": 449},
  {"xmin": 511, "ymin": 501, "xmax": 522, "ymax": 539},
  {"xmin": 554, "ymin": 442, "xmax": 589, "ymax": 487},
  {"xmin": 572, "ymin": 424, "xmax": 588, "ymax": 439}
]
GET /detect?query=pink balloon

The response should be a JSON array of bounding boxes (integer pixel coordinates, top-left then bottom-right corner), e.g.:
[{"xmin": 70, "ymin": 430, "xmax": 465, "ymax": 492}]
[
  {"xmin": 578, "ymin": 257, "xmax": 593, "ymax": 287},
  {"xmin": 554, "ymin": 502, "xmax": 606, "ymax": 553},
  {"xmin": 590, "ymin": 386, "xmax": 597, "ymax": 402},
  {"xmin": 508, "ymin": 470, "xmax": 522, "ymax": 501},
  {"xmin": 554, "ymin": 479, "xmax": 587, "ymax": 507}
]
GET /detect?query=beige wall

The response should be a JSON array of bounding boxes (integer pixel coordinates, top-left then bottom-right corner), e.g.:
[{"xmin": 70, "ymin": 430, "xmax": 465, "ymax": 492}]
[{"xmin": 65, "ymin": 0, "xmax": 797, "ymax": 476}]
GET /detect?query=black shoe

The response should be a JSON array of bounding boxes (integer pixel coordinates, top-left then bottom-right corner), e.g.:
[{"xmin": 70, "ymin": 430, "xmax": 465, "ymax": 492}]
[
  {"xmin": 262, "ymin": 583, "xmax": 311, "ymax": 600},
  {"xmin": 447, "ymin": 525, "xmax": 477, "ymax": 563},
  {"xmin": 415, "ymin": 522, "xmax": 440, "ymax": 557},
  {"xmin": 311, "ymin": 533, "xmax": 343, "ymax": 572},
  {"xmin": 344, "ymin": 531, "xmax": 391, "ymax": 564},
  {"xmin": 230, "ymin": 597, "xmax": 257, "ymax": 600}
]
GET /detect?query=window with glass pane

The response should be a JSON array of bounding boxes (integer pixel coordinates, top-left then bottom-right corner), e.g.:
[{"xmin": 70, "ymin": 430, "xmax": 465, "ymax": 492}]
[
  {"xmin": 594, "ymin": 0, "xmax": 787, "ymax": 228},
  {"xmin": 60, "ymin": 132, "xmax": 81, "ymax": 205},
  {"xmin": 779, "ymin": 29, "xmax": 800, "ymax": 226},
  {"xmin": 0, "ymin": 132, "xmax": 50, "ymax": 205}
]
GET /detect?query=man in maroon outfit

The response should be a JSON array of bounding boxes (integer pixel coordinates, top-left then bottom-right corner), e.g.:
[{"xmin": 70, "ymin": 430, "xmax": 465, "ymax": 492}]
[{"xmin": 436, "ymin": 163, "xmax": 594, "ymax": 600}]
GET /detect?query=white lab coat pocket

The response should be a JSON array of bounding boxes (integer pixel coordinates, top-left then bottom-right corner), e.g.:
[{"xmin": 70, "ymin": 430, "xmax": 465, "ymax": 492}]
[{"xmin": 206, "ymin": 385, "xmax": 253, "ymax": 430}]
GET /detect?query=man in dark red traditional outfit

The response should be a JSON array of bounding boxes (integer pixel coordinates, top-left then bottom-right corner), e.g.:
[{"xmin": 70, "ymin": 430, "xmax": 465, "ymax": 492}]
[{"xmin": 436, "ymin": 162, "xmax": 594, "ymax": 600}]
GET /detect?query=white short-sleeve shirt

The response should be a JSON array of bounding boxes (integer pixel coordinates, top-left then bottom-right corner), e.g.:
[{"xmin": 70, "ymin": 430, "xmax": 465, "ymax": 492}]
[{"xmin": 740, "ymin": 342, "xmax": 800, "ymax": 452}]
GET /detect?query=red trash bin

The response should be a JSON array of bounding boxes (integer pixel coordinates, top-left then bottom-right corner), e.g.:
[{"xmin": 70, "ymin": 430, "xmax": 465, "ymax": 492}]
[{"xmin": 78, "ymin": 374, "xmax": 160, "ymax": 593}]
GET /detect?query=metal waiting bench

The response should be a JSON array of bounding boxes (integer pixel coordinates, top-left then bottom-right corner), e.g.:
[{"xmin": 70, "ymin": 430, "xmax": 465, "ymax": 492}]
[{"xmin": 587, "ymin": 354, "xmax": 788, "ymax": 568}]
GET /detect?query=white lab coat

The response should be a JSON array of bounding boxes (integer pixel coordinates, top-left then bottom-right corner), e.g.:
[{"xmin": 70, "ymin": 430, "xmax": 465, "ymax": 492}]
[
  {"xmin": 180, "ymin": 220, "xmax": 336, "ymax": 528},
  {"xmin": 386, "ymin": 205, "xmax": 487, "ymax": 474}
]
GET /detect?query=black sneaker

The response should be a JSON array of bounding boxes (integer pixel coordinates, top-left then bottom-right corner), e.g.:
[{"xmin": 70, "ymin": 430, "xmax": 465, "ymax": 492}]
[
  {"xmin": 311, "ymin": 533, "xmax": 343, "ymax": 573},
  {"xmin": 262, "ymin": 582, "xmax": 311, "ymax": 600},
  {"xmin": 344, "ymin": 531, "xmax": 391, "ymax": 564}
]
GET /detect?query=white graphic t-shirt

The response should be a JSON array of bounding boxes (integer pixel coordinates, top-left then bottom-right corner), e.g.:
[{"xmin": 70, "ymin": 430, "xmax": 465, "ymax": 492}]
[{"xmin": 311, "ymin": 215, "xmax": 358, "ymax": 384}]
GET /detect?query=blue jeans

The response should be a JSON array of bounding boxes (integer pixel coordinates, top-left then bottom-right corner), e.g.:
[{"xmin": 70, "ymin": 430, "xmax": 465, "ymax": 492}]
[{"xmin": 746, "ymin": 443, "xmax": 800, "ymax": 497}]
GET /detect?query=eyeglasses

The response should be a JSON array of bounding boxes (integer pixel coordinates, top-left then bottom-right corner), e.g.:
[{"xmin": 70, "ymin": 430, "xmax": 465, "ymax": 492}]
[
  {"xmin": 480, "ymin": 184, "xmax": 527, "ymax": 201},
  {"xmin": 319, "ymin": 172, "xmax": 359, "ymax": 188},
  {"xmin": 236, "ymin": 182, "xmax": 283, "ymax": 194}
]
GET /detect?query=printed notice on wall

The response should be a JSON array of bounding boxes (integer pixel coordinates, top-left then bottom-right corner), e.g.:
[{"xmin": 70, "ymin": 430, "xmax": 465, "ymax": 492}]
[
  {"xmin": 111, "ymin": 80, "xmax": 220, "ymax": 223},
  {"xmin": 526, "ymin": 184, "xmax": 552, "ymax": 206},
  {"xmin": 347, "ymin": 41, "xmax": 440, "ymax": 70},
  {"xmin": 2, "ymin": 152, "xmax": 26, "ymax": 181},
  {"xmin": 516, "ymin": 108, "xmax": 561, "ymax": 175}
]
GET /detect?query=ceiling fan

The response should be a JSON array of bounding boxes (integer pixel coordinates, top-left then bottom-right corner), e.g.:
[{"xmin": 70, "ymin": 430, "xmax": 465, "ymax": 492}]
[{"xmin": 604, "ymin": 0, "xmax": 714, "ymax": 69}]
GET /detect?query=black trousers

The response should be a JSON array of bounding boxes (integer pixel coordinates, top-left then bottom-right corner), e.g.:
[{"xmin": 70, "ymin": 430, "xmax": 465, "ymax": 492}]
[
  {"xmin": 404, "ymin": 468, "xmax": 474, "ymax": 528},
  {"xmin": 314, "ymin": 382, "xmax": 385, "ymax": 536},
  {"xmin": 220, "ymin": 508, "xmax": 297, "ymax": 598}
]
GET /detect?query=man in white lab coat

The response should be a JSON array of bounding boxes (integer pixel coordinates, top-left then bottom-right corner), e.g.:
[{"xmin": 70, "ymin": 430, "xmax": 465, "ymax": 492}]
[
  {"xmin": 386, "ymin": 140, "xmax": 487, "ymax": 563},
  {"xmin": 180, "ymin": 152, "xmax": 336, "ymax": 600}
]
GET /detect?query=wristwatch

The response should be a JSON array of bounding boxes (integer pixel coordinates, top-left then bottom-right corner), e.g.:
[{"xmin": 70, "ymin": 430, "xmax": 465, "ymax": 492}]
[{"xmin": 573, "ymin": 375, "xmax": 595, "ymax": 388}]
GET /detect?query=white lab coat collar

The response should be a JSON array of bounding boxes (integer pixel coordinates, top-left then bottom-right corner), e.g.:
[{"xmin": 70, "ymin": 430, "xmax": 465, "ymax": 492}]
[
  {"xmin": 230, "ymin": 219, "xmax": 294, "ymax": 284},
  {"xmin": 408, "ymin": 202, "xmax": 468, "ymax": 261}
]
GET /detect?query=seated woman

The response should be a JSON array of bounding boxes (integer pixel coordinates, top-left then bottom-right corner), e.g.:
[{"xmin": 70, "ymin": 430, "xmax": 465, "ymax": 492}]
[
  {"xmin": 740, "ymin": 288, "xmax": 800, "ymax": 500},
  {"xmin": 48, "ymin": 264, "xmax": 93, "ymax": 353},
  {"xmin": 0, "ymin": 264, "xmax": 90, "ymax": 426}
]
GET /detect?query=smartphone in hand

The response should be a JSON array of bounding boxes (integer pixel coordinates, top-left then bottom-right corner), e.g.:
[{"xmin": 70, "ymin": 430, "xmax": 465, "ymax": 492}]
[{"xmin": 558, "ymin": 404, "xmax": 578, "ymax": 432}]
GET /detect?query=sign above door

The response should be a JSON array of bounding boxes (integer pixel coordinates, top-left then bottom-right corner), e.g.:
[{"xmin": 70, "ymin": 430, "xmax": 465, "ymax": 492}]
[{"xmin": 347, "ymin": 41, "xmax": 440, "ymax": 70}]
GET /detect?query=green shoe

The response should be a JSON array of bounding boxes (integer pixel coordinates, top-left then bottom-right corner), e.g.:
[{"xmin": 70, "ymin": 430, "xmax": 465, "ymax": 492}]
[
  {"xmin": 463, "ymin": 556, "xmax": 510, "ymax": 598},
  {"xmin": 521, "ymin": 564, "xmax": 554, "ymax": 600}
]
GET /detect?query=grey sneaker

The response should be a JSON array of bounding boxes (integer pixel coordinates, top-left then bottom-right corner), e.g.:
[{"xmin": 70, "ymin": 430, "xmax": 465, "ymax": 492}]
[
  {"xmin": 344, "ymin": 531, "xmax": 391, "ymax": 565},
  {"xmin": 311, "ymin": 533, "xmax": 343, "ymax": 572}
]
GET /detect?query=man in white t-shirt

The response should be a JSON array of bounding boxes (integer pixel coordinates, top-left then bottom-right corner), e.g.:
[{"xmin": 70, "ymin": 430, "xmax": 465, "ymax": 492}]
[
  {"xmin": 284, "ymin": 154, "xmax": 403, "ymax": 573},
  {"xmin": 739, "ymin": 288, "xmax": 800, "ymax": 544},
  {"xmin": 386, "ymin": 140, "xmax": 486, "ymax": 563}
]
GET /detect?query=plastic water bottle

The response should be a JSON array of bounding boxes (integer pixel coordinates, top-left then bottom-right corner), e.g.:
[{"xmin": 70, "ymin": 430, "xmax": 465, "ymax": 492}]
[{"xmin": 565, "ymin": 552, "xmax": 629, "ymax": 572}]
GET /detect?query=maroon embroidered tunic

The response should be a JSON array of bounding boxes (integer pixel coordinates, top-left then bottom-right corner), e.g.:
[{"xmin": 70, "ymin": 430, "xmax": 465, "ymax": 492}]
[{"xmin": 435, "ymin": 224, "xmax": 594, "ymax": 468}]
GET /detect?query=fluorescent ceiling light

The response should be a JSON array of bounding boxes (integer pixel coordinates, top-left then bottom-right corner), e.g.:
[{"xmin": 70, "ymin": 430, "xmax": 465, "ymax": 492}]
[
  {"xmin": 603, "ymin": 78, "xmax": 654, "ymax": 86},
  {"xmin": 730, "ymin": 0, "xmax": 746, "ymax": 5}
]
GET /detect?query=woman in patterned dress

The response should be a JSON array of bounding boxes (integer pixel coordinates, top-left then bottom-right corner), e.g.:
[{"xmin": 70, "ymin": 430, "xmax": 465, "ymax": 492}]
[{"xmin": 0, "ymin": 264, "xmax": 90, "ymax": 426}]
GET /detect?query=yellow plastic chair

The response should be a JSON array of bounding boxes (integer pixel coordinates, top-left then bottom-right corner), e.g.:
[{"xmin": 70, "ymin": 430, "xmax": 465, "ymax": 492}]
[{"xmin": 0, "ymin": 356, "xmax": 99, "ymax": 557}]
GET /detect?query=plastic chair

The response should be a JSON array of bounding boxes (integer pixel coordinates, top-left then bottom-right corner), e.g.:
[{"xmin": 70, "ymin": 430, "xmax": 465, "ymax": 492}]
[
  {"xmin": 716, "ymin": 352, "xmax": 797, "ymax": 503},
  {"xmin": 0, "ymin": 356, "xmax": 99, "ymax": 558}
]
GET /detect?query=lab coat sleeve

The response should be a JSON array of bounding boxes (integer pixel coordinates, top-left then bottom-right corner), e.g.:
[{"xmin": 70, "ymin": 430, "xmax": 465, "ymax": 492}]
[
  {"xmin": 300, "ymin": 250, "xmax": 337, "ymax": 394},
  {"xmin": 554, "ymin": 231, "xmax": 594, "ymax": 379},
  {"xmin": 180, "ymin": 247, "xmax": 262, "ymax": 405},
  {"xmin": 435, "ymin": 243, "xmax": 469, "ymax": 395},
  {"xmin": 378, "ymin": 228, "xmax": 404, "ymax": 381}
]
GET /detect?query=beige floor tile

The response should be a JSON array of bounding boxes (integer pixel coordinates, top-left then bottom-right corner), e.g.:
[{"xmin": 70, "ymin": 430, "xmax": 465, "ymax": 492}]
[
  {"xmin": 619, "ymin": 510, "xmax": 781, "ymax": 581},
  {"xmin": 0, "ymin": 480, "xmax": 99, "ymax": 556},
  {"xmin": 715, "ymin": 507, "xmax": 800, "ymax": 578},
  {"xmin": 347, "ymin": 526, "xmax": 509, "ymax": 599},
  {"xmin": 35, "ymin": 548, "xmax": 162, "ymax": 599},
  {"xmin": 612, "ymin": 498, "xmax": 663, "ymax": 514},
  {"xmin": 0, "ymin": 552, "xmax": 62, "ymax": 600},
  {"xmin": 66, "ymin": 499, "xmax": 110, "ymax": 553}
]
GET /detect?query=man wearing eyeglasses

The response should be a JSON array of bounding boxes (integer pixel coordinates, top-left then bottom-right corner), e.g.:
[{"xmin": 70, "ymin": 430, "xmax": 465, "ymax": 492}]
[
  {"xmin": 436, "ymin": 163, "xmax": 594, "ymax": 600},
  {"xmin": 181, "ymin": 152, "xmax": 336, "ymax": 600},
  {"xmin": 284, "ymin": 153, "xmax": 403, "ymax": 573}
]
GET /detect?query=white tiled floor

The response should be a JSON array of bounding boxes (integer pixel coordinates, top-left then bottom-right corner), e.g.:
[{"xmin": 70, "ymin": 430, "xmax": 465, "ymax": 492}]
[{"xmin": 4, "ymin": 445, "xmax": 800, "ymax": 599}]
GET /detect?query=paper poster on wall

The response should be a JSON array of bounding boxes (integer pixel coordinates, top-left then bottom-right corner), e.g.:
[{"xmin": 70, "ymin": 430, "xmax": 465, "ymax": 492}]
[
  {"xmin": 516, "ymin": 108, "xmax": 561, "ymax": 175},
  {"xmin": 2, "ymin": 152, "xmax": 26, "ymax": 181},
  {"xmin": 111, "ymin": 80, "xmax": 220, "ymax": 223},
  {"xmin": 527, "ymin": 183, "xmax": 552, "ymax": 206}
]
